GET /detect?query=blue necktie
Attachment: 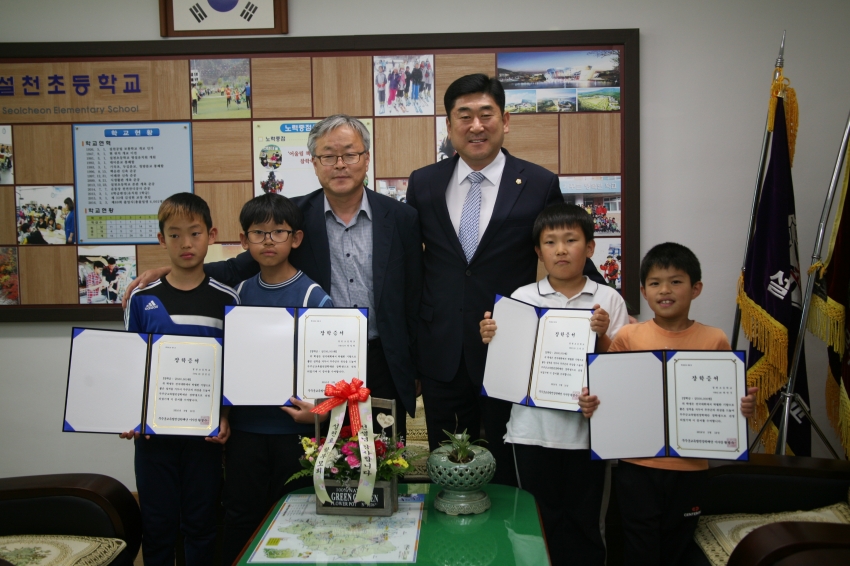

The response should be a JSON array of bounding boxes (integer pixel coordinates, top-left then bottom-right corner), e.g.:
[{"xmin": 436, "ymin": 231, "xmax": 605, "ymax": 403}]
[{"xmin": 458, "ymin": 171, "xmax": 485, "ymax": 263}]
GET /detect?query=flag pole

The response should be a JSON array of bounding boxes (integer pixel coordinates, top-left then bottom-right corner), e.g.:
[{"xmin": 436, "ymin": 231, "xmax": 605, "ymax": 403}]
[
  {"xmin": 772, "ymin": 108, "xmax": 850, "ymax": 458},
  {"xmin": 731, "ymin": 32, "xmax": 785, "ymax": 349}
]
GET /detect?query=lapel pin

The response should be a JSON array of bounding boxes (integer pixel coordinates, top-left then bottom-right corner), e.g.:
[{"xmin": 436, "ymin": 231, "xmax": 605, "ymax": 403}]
[{"xmin": 515, "ymin": 178, "xmax": 522, "ymax": 185}]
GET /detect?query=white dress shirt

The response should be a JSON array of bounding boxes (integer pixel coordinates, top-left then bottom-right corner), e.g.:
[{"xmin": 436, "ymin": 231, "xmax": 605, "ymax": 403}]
[{"xmin": 445, "ymin": 150, "xmax": 507, "ymax": 244}]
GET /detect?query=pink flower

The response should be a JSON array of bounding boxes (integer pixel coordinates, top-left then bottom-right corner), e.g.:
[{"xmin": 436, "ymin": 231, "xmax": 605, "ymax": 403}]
[
  {"xmin": 341, "ymin": 441, "xmax": 357, "ymax": 456},
  {"xmin": 396, "ymin": 441, "xmax": 404, "ymax": 449},
  {"xmin": 346, "ymin": 454, "xmax": 360, "ymax": 468},
  {"xmin": 331, "ymin": 467, "xmax": 339, "ymax": 474}
]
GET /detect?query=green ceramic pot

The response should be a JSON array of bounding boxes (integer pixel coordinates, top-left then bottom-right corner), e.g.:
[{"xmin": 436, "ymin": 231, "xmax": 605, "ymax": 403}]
[{"xmin": 426, "ymin": 444, "xmax": 496, "ymax": 515}]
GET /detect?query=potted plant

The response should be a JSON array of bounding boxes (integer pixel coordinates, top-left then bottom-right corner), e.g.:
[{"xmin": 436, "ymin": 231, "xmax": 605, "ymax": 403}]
[{"xmin": 426, "ymin": 429, "xmax": 496, "ymax": 515}]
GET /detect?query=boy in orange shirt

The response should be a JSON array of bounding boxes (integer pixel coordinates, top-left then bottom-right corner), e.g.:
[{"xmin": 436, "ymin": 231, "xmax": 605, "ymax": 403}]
[{"xmin": 580, "ymin": 242, "xmax": 757, "ymax": 565}]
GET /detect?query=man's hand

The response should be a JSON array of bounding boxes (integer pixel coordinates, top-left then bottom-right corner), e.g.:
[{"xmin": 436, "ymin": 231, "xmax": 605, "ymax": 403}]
[
  {"xmin": 118, "ymin": 430, "xmax": 149, "ymax": 440},
  {"xmin": 282, "ymin": 397, "xmax": 328, "ymax": 424},
  {"xmin": 122, "ymin": 266, "xmax": 171, "ymax": 308},
  {"xmin": 740, "ymin": 386, "xmax": 759, "ymax": 419},
  {"xmin": 578, "ymin": 387, "xmax": 600, "ymax": 419},
  {"xmin": 206, "ymin": 414, "xmax": 230, "ymax": 444},
  {"xmin": 480, "ymin": 311, "xmax": 497, "ymax": 344}
]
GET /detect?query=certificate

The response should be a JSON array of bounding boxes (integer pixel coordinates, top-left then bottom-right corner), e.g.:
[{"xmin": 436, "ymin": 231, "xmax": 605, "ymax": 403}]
[
  {"xmin": 222, "ymin": 306, "xmax": 368, "ymax": 406},
  {"xmin": 64, "ymin": 328, "xmax": 223, "ymax": 437},
  {"xmin": 587, "ymin": 350, "xmax": 748, "ymax": 461},
  {"xmin": 481, "ymin": 294, "xmax": 595, "ymax": 411}
]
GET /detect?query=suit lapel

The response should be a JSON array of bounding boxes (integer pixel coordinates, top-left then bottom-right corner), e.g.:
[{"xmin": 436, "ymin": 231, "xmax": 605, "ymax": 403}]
[
  {"xmin": 434, "ymin": 155, "xmax": 466, "ymax": 260},
  {"xmin": 301, "ymin": 191, "xmax": 332, "ymax": 291},
  {"xmin": 368, "ymin": 190, "xmax": 392, "ymax": 309},
  {"xmin": 474, "ymin": 151, "xmax": 526, "ymax": 260}
]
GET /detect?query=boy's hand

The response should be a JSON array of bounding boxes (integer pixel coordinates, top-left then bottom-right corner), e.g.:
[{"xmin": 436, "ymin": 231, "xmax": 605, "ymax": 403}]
[
  {"xmin": 282, "ymin": 397, "xmax": 329, "ymax": 424},
  {"xmin": 480, "ymin": 311, "xmax": 497, "ymax": 344},
  {"xmin": 206, "ymin": 414, "xmax": 230, "ymax": 444},
  {"xmin": 590, "ymin": 305, "xmax": 610, "ymax": 337},
  {"xmin": 740, "ymin": 386, "xmax": 759, "ymax": 419},
  {"xmin": 578, "ymin": 387, "xmax": 599, "ymax": 418},
  {"xmin": 122, "ymin": 266, "xmax": 171, "ymax": 308},
  {"xmin": 118, "ymin": 431, "xmax": 150, "ymax": 440}
]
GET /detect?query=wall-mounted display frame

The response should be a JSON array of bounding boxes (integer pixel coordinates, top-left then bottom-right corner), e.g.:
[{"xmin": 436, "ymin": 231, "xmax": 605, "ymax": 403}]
[
  {"xmin": 0, "ymin": 28, "xmax": 639, "ymax": 322},
  {"xmin": 159, "ymin": 0, "xmax": 289, "ymax": 38}
]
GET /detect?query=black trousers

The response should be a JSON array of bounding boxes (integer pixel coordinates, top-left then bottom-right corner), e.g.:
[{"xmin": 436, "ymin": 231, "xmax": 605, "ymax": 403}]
[
  {"xmin": 514, "ymin": 444, "xmax": 606, "ymax": 566},
  {"xmin": 614, "ymin": 460, "xmax": 707, "ymax": 566},
  {"xmin": 221, "ymin": 429, "xmax": 312, "ymax": 566},
  {"xmin": 366, "ymin": 338, "xmax": 408, "ymax": 442},
  {"xmin": 420, "ymin": 354, "xmax": 517, "ymax": 486}
]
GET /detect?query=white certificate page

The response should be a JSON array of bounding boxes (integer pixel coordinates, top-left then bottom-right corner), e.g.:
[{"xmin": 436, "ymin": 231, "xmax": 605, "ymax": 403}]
[
  {"xmin": 481, "ymin": 295, "xmax": 540, "ymax": 404},
  {"xmin": 296, "ymin": 308, "xmax": 368, "ymax": 401},
  {"xmin": 666, "ymin": 350, "xmax": 748, "ymax": 460},
  {"xmin": 587, "ymin": 351, "xmax": 667, "ymax": 460},
  {"xmin": 528, "ymin": 309, "xmax": 595, "ymax": 410},
  {"xmin": 64, "ymin": 328, "xmax": 149, "ymax": 434},
  {"xmin": 223, "ymin": 306, "xmax": 295, "ymax": 406},
  {"xmin": 145, "ymin": 336, "xmax": 222, "ymax": 436}
]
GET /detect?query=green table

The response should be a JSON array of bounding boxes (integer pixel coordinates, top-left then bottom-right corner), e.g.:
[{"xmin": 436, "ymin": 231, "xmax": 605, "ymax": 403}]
[{"xmin": 237, "ymin": 483, "xmax": 548, "ymax": 565}]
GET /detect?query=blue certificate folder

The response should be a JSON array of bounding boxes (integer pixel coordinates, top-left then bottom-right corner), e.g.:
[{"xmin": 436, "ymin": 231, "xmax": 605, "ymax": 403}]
[
  {"xmin": 221, "ymin": 306, "xmax": 369, "ymax": 407},
  {"xmin": 586, "ymin": 350, "xmax": 749, "ymax": 461},
  {"xmin": 63, "ymin": 328, "xmax": 222, "ymax": 437},
  {"xmin": 480, "ymin": 294, "xmax": 596, "ymax": 411}
]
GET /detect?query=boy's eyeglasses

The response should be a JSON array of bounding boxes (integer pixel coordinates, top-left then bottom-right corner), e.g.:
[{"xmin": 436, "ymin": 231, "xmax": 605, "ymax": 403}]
[
  {"xmin": 313, "ymin": 151, "xmax": 367, "ymax": 166},
  {"xmin": 245, "ymin": 229, "xmax": 293, "ymax": 244}
]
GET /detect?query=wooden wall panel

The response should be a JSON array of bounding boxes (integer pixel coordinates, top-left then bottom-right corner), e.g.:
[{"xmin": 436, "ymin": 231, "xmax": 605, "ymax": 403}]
[
  {"xmin": 151, "ymin": 59, "xmax": 190, "ymax": 120},
  {"xmin": 503, "ymin": 114, "xmax": 559, "ymax": 174},
  {"xmin": 0, "ymin": 186, "xmax": 15, "ymax": 245},
  {"xmin": 374, "ymin": 117, "xmax": 434, "ymax": 178},
  {"xmin": 434, "ymin": 54, "xmax": 496, "ymax": 115},
  {"xmin": 18, "ymin": 245, "xmax": 77, "ymax": 304},
  {"xmin": 312, "ymin": 57, "xmax": 372, "ymax": 117},
  {"xmin": 252, "ymin": 57, "xmax": 312, "ymax": 118},
  {"xmin": 192, "ymin": 121, "xmax": 252, "ymax": 182},
  {"xmin": 15, "ymin": 125, "xmax": 73, "ymax": 184},
  {"xmin": 194, "ymin": 182, "xmax": 252, "ymax": 243},
  {"xmin": 136, "ymin": 244, "xmax": 171, "ymax": 274},
  {"xmin": 560, "ymin": 113, "xmax": 621, "ymax": 174}
]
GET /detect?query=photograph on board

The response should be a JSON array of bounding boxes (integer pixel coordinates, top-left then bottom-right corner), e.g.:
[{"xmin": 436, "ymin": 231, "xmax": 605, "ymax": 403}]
[
  {"xmin": 373, "ymin": 55, "xmax": 435, "ymax": 116},
  {"xmin": 560, "ymin": 176, "xmax": 621, "ymax": 236},
  {"xmin": 16, "ymin": 186, "xmax": 76, "ymax": 245},
  {"xmin": 505, "ymin": 90, "xmax": 537, "ymax": 113},
  {"xmin": 591, "ymin": 237, "xmax": 622, "ymax": 291},
  {"xmin": 537, "ymin": 89, "xmax": 576, "ymax": 113},
  {"xmin": 252, "ymin": 120, "xmax": 374, "ymax": 198},
  {"xmin": 498, "ymin": 50, "xmax": 620, "ymax": 89},
  {"xmin": 577, "ymin": 87, "xmax": 621, "ymax": 112},
  {"xmin": 436, "ymin": 117, "xmax": 455, "ymax": 161},
  {"xmin": 190, "ymin": 58, "xmax": 251, "ymax": 120},
  {"xmin": 376, "ymin": 178, "xmax": 409, "ymax": 203},
  {"xmin": 0, "ymin": 125, "xmax": 13, "ymax": 185},
  {"xmin": 0, "ymin": 247, "xmax": 19, "ymax": 306},
  {"xmin": 77, "ymin": 245, "xmax": 136, "ymax": 305}
]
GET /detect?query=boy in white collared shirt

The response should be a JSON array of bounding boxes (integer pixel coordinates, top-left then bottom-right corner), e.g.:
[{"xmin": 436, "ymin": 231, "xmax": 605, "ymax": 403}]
[{"xmin": 480, "ymin": 203, "xmax": 628, "ymax": 565}]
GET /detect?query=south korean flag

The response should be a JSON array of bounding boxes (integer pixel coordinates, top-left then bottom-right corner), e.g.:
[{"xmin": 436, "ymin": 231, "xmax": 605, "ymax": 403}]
[{"xmin": 173, "ymin": 0, "xmax": 273, "ymax": 31}]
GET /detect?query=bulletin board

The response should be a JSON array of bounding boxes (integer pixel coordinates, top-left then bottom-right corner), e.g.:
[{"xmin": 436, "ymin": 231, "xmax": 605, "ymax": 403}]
[{"xmin": 0, "ymin": 29, "xmax": 640, "ymax": 322}]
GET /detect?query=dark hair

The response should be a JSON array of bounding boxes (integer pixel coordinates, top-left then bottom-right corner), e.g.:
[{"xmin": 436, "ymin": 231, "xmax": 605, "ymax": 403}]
[
  {"xmin": 157, "ymin": 192, "xmax": 213, "ymax": 234},
  {"xmin": 64, "ymin": 197, "xmax": 75, "ymax": 211},
  {"xmin": 532, "ymin": 202, "xmax": 594, "ymax": 246},
  {"xmin": 239, "ymin": 193, "xmax": 303, "ymax": 233},
  {"xmin": 639, "ymin": 242, "xmax": 702, "ymax": 286},
  {"xmin": 92, "ymin": 261, "xmax": 104, "ymax": 268},
  {"xmin": 444, "ymin": 74, "xmax": 506, "ymax": 116},
  {"xmin": 107, "ymin": 257, "xmax": 116, "ymax": 265}
]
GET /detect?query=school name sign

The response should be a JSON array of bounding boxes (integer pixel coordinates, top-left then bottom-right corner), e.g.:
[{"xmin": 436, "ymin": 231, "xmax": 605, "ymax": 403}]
[{"xmin": 0, "ymin": 61, "xmax": 189, "ymax": 123}]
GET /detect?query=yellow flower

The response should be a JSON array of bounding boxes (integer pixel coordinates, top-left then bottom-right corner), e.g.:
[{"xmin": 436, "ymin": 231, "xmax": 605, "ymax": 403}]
[{"xmin": 301, "ymin": 437, "xmax": 317, "ymax": 456}]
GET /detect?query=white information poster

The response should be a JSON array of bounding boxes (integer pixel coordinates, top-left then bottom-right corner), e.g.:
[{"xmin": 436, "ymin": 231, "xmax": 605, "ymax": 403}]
[
  {"xmin": 72, "ymin": 122, "xmax": 193, "ymax": 245},
  {"xmin": 296, "ymin": 308, "xmax": 368, "ymax": 401},
  {"xmin": 252, "ymin": 120, "xmax": 374, "ymax": 198},
  {"xmin": 145, "ymin": 335, "xmax": 222, "ymax": 436}
]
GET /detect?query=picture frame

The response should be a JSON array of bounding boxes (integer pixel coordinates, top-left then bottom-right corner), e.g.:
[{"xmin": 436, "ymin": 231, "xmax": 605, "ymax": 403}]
[{"xmin": 159, "ymin": 0, "xmax": 288, "ymax": 37}]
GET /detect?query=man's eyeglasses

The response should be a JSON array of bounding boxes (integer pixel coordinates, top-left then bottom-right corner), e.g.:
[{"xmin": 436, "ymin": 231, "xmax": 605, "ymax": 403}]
[
  {"xmin": 245, "ymin": 229, "xmax": 293, "ymax": 244},
  {"xmin": 313, "ymin": 151, "xmax": 367, "ymax": 166}
]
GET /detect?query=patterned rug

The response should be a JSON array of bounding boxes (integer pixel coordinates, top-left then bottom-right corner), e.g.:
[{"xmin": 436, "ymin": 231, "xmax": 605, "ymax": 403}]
[{"xmin": 404, "ymin": 396, "xmax": 431, "ymax": 481}]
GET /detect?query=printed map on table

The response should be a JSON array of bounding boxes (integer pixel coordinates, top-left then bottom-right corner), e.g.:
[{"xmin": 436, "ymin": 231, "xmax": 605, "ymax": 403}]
[{"xmin": 247, "ymin": 494, "xmax": 424, "ymax": 563}]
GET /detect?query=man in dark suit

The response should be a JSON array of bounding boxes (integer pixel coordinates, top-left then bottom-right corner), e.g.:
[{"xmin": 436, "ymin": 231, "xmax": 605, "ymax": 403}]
[
  {"xmin": 406, "ymin": 74, "xmax": 563, "ymax": 485},
  {"xmin": 123, "ymin": 115, "xmax": 421, "ymax": 438}
]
